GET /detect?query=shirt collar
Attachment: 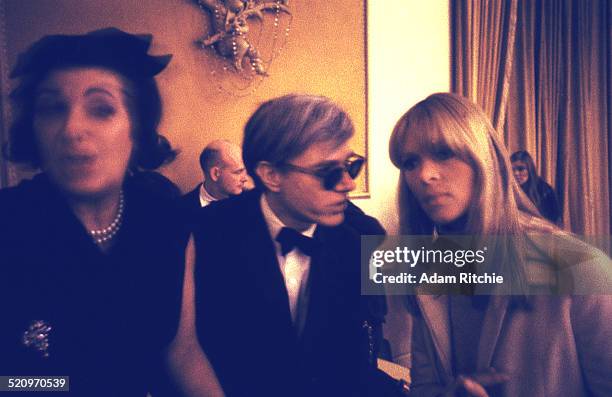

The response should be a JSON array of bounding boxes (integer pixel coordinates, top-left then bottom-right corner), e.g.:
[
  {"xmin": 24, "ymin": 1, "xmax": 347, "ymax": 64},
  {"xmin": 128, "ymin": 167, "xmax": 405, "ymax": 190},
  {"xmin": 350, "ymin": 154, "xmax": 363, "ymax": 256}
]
[{"xmin": 199, "ymin": 183, "xmax": 217, "ymax": 207}]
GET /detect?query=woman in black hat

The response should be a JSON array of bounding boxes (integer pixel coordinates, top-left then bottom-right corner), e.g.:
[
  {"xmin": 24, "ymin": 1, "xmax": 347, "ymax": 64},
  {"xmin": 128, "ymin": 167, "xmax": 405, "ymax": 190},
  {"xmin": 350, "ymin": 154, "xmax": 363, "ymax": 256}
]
[{"xmin": 0, "ymin": 28, "xmax": 222, "ymax": 396}]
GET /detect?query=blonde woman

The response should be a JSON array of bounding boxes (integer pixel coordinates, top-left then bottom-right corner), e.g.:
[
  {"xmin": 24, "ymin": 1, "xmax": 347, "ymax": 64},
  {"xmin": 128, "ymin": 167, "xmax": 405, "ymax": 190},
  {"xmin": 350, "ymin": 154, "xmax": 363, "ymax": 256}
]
[{"xmin": 387, "ymin": 93, "xmax": 611, "ymax": 396}]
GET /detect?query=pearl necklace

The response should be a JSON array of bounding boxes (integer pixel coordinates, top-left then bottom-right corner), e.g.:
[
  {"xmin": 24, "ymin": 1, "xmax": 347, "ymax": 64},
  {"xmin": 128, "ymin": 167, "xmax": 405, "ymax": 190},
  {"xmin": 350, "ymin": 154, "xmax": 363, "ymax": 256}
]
[{"xmin": 88, "ymin": 191, "xmax": 124, "ymax": 245}]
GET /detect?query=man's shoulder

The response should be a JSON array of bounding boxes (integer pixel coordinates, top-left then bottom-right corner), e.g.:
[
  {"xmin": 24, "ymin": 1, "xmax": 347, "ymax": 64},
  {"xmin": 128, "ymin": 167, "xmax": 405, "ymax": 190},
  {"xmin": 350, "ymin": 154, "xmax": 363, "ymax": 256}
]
[
  {"xmin": 182, "ymin": 184, "xmax": 200, "ymax": 198},
  {"xmin": 206, "ymin": 188, "xmax": 258, "ymax": 210},
  {"xmin": 180, "ymin": 184, "xmax": 200, "ymax": 204},
  {"xmin": 343, "ymin": 201, "xmax": 386, "ymax": 236},
  {"xmin": 196, "ymin": 189, "xmax": 261, "ymax": 228}
]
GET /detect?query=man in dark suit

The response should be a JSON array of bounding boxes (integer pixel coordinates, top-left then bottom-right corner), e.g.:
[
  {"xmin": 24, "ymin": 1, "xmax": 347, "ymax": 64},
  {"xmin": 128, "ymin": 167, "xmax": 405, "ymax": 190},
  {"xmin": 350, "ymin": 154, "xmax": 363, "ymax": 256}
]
[
  {"xmin": 182, "ymin": 139, "xmax": 248, "ymax": 212},
  {"xmin": 191, "ymin": 94, "xmax": 399, "ymax": 396}
]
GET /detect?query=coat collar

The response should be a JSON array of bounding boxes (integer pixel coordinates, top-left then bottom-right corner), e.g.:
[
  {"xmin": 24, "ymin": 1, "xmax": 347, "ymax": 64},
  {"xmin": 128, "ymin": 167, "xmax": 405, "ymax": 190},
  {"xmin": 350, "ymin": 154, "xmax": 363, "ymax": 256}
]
[{"xmin": 415, "ymin": 294, "xmax": 511, "ymax": 376}]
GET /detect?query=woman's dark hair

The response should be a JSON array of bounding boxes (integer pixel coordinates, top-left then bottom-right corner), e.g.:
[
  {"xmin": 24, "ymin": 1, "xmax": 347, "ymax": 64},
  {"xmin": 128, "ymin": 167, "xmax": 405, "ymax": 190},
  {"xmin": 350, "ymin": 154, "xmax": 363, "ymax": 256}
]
[
  {"xmin": 4, "ymin": 27, "xmax": 177, "ymax": 171},
  {"xmin": 510, "ymin": 150, "xmax": 542, "ymax": 209}
]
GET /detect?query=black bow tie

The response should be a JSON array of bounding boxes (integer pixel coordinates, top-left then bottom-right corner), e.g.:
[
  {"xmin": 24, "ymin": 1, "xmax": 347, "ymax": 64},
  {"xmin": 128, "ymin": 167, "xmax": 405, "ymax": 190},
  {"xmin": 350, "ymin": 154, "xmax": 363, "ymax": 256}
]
[{"xmin": 275, "ymin": 227, "xmax": 318, "ymax": 257}]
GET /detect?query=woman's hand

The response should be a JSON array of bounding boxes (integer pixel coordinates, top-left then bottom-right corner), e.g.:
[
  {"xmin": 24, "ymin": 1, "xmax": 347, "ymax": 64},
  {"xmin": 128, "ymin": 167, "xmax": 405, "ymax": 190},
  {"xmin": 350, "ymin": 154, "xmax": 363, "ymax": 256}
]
[{"xmin": 450, "ymin": 368, "xmax": 509, "ymax": 397}]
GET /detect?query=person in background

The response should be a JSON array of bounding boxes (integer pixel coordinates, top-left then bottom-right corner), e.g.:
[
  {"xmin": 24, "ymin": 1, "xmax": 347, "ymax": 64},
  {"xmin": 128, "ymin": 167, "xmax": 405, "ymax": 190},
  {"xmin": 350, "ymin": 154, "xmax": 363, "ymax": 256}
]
[
  {"xmin": 0, "ymin": 28, "xmax": 223, "ymax": 397},
  {"xmin": 387, "ymin": 93, "xmax": 611, "ymax": 396},
  {"xmin": 511, "ymin": 150, "xmax": 561, "ymax": 224},
  {"xmin": 182, "ymin": 139, "xmax": 247, "ymax": 211}
]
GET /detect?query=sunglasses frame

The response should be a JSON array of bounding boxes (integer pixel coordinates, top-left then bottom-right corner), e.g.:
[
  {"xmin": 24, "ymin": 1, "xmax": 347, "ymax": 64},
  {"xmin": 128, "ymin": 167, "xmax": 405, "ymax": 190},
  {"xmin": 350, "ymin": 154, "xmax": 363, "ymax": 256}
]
[{"xmin": 279, "ymin": 154, "xmax": 366, "ymax": 190}]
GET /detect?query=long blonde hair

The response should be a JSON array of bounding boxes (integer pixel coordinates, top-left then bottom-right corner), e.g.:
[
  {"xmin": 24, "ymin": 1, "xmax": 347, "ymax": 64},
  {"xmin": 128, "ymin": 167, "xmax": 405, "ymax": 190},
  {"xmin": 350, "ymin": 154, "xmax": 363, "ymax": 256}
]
[
  {"xmin": 389, "ymin": 93, "xmax": 540, "ymax": 234},
  {"xmin": 389, "ymin": 93, "xmax": 545, "ymax": 293}
]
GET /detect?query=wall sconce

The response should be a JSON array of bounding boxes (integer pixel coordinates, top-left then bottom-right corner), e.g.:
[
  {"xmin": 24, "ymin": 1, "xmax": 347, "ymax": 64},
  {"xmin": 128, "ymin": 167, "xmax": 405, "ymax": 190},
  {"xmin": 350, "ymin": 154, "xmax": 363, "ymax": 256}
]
[{"xmin": 195, "ymin": 0, "xmax": 292, "ymax": 77}]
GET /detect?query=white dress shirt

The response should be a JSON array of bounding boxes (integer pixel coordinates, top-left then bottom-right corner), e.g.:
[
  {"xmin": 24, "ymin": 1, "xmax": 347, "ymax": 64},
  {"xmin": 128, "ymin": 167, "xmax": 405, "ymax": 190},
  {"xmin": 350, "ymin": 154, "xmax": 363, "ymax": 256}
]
[
  {"xmin": 199, "ymin": 183, "xmax": 218, "ymax": 207},
  {"xmin": 260, "ymin": 194, "xmax": 316, "ymax": 333}
]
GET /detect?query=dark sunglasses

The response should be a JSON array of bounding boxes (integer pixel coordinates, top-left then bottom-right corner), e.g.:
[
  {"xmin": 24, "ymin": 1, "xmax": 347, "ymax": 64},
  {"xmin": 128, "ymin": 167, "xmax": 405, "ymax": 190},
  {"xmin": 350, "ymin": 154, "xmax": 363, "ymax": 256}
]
[
  {"xmin": 280, "ymin": 154, "xmax": 365, "ymax": 190},
  {"xmin": 513, "ymin": 166, "xmax": 527, "ymax": 172}
]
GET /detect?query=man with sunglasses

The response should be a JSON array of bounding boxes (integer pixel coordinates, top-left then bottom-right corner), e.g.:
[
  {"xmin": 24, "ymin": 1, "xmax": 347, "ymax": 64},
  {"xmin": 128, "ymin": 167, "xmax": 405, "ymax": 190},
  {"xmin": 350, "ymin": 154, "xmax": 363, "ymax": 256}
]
[{"xmin": 190, "ymin": 94, "xmax": 398, "ymax": 396}]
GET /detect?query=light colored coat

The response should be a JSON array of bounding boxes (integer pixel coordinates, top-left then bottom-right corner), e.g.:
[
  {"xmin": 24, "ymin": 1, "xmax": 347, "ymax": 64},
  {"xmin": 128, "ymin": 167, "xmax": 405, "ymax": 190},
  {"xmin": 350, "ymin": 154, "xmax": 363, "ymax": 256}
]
[
  {"xmin": 409, "ymin": 234, "xmax": 612, "ymax": 396},
  {"xmin": 411, "ymin": 294, "xmax": 612, "ymax": 396}
]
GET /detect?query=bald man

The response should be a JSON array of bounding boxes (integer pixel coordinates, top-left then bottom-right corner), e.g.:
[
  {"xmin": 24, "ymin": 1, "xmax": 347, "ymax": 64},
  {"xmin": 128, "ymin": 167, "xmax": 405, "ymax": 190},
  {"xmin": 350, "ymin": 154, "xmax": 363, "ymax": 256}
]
[{"xmin": 182, "ymin": 140, "xmax": 248, "ymax": 211}]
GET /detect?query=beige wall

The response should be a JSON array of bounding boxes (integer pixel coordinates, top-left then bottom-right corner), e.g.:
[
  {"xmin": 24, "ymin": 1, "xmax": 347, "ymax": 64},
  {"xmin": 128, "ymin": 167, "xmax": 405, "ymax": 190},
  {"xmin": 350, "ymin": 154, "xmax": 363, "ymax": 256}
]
[
  {"xmin": 1, "ymin": 0, "xmax": 450, "ymax": 232},
  {"xmin": 363, "ymin": 0, "xmax": 450, "ymax": 233}
]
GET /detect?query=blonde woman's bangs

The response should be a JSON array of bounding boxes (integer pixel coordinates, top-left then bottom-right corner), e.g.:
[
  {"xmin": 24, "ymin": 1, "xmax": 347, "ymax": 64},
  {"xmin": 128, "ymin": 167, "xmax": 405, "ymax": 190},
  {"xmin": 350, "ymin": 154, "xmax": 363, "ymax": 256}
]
[
  {"xmin": 425, "ymin": 107, "xmax": 478, "ymax": 164},
  {"xmin": 390, "ymin": 105, "xmax": 471, "ymax": 167}
]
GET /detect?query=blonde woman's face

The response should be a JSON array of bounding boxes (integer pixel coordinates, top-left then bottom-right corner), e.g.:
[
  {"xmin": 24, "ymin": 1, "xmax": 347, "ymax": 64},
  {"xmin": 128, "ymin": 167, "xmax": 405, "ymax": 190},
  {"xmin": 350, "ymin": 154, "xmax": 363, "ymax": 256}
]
[{"xmin": 400, "ymin": 134, "xmax": 475, "ymax": 225}]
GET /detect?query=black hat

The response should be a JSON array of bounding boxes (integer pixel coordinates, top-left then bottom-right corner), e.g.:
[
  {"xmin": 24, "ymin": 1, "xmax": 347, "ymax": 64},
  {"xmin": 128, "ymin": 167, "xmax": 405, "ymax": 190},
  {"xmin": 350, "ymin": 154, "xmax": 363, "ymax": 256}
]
[{"xmin": 10, "ymin": 27, "xmax": 171, "ymax": 79}]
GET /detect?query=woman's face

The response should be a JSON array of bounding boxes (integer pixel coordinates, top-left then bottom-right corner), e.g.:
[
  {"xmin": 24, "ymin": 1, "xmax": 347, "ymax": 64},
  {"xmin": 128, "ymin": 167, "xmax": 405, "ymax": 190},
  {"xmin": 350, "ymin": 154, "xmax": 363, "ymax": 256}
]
[
  {"xmin": 512, "ymin": 160, "xmax": 529, "ymax": 185},
  {"xmin": 401, "ymin": 134, "xmax": 475, "ymax": 226},
  {"xmin": 33, "ymin": 67, "xmax": 133, "ymax": 199}
]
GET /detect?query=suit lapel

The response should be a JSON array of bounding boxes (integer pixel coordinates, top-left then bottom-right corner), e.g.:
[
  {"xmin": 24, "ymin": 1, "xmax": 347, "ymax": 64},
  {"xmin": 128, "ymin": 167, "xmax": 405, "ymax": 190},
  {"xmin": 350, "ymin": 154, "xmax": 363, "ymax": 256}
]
[
  {"xmin": 239, "ymin": 193, "xmax": 294, "ymax": 331},
  {"xmin": 415, "ymin": 294, "xmax": 453, "ymax": 377},
  {"xmin": 181, "ymin": 185, "xmax": 202, "ymax": 213},
  {"xmin": 476, "ymin": 296, "xmax": 510, "ymax": 369},
  {"xmin": 190, "ymin": 185, "xmax": 201, "ymax": 209},
  {"xmin": 299, "ymin": 227, "xmax": 338, "ymax": 349},
  {"xmin": 416, "ymin": 294, "xmax": 511, "ymax": 376}
]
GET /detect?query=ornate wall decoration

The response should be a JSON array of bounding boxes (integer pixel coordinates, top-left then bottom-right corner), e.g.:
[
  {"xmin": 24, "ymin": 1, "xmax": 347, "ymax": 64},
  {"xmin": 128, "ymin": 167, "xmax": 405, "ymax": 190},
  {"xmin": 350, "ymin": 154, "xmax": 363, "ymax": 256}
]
[{"xmin": 194, "ymin": 0, "xmax": 292, "ymax": 94}]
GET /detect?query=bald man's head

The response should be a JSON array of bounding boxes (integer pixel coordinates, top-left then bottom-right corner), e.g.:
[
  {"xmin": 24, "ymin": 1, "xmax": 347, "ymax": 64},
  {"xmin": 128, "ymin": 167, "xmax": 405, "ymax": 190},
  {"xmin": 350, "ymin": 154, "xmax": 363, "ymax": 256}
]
[{"xmin": 199, "ymin": 140, "xmax": 248, "ymax": 199}]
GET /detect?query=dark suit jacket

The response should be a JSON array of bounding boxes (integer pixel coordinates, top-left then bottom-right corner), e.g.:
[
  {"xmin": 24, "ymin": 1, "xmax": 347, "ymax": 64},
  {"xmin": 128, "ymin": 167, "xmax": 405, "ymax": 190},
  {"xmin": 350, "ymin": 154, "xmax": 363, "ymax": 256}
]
[
  {"xmin": 180, "ymin": 184, "xmax": 202, "ymax": 213},
  {"xmin": 344, "ymin": 201, "xmax": 386, "ymax": 236},
  {"xmin": 192, "ymin": 189, "xmax": 375, "ymax": 397}
]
